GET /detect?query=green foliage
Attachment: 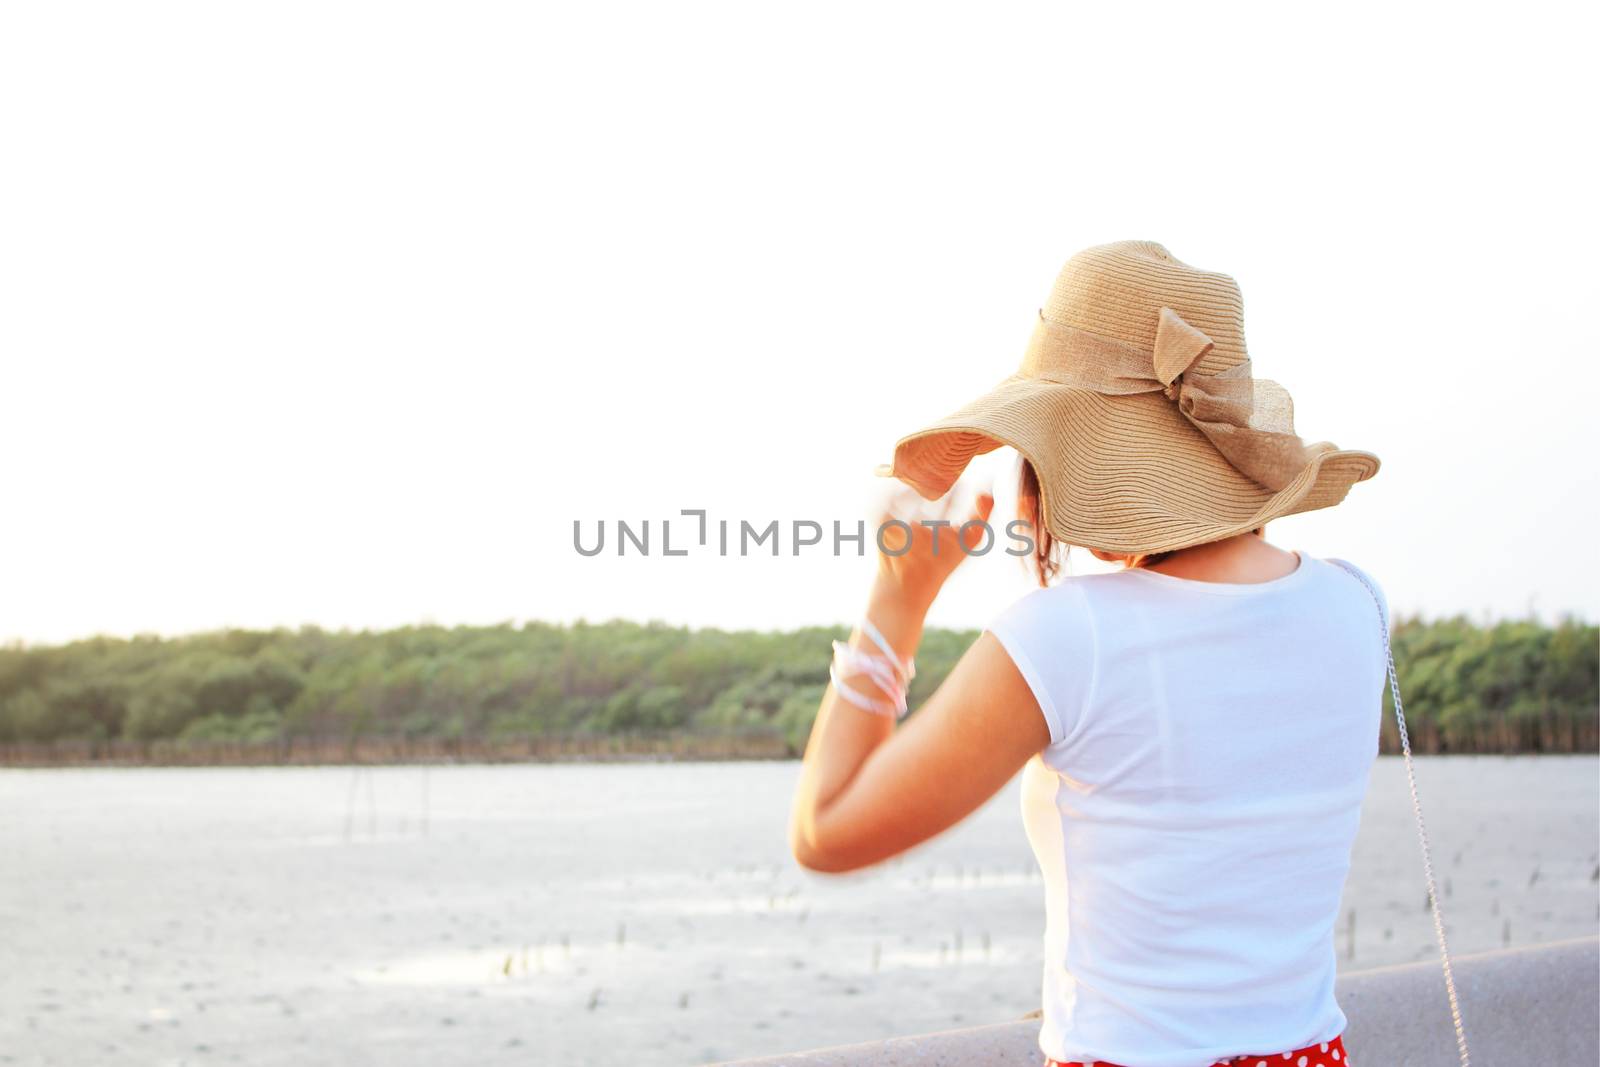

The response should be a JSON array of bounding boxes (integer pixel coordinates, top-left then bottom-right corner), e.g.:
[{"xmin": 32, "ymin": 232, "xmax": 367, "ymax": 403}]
[
  {"xmin": 1384, "ymin": 613, "xmax": 1599, "ymax": 751},
  {"xmin": 0, "ymin": 613, "xmax": 1593, "ymax": 754},
  {"xmin": 177, "ymin": 709, "xmax": 285, "ymax": 745}
]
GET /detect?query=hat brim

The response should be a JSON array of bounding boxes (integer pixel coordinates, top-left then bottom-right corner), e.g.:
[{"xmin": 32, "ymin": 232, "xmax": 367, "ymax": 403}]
[{"xmin": 884, "ymin": 374, "xmax": 1380, "ymax": 555}]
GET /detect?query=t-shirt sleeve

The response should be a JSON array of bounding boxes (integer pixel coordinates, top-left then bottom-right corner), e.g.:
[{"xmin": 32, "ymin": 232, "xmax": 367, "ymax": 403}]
[{"xmin": 983, "ymin": 581, "xmax": 1097, "ymax": 749}]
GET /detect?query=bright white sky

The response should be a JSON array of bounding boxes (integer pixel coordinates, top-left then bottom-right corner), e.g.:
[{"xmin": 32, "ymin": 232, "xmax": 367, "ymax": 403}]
[{"xmin": 2, "ymin": 3, "xmax": 1595, "ymax": 646}]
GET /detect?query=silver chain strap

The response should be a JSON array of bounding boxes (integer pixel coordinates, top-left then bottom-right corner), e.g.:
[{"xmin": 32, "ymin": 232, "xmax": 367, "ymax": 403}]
[{"xmin": 1330, "ymin": 558, "xmax": 1471, "ymax": 1067}]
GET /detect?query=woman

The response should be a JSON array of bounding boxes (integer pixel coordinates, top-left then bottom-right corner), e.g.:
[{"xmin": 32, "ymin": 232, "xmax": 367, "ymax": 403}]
[{"xmin": 788, "ymin": 241, "xmax": 1387, "ymax": 1067}]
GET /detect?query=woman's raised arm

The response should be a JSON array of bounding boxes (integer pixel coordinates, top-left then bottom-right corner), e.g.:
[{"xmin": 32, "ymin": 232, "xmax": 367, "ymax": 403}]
[{"xmin": 787, "ymin": 490, "xmax": 1051, "ymax": 874}]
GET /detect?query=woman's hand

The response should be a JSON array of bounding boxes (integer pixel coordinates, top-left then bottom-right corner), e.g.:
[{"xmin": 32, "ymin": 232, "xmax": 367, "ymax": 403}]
[{"xmin": 872, "ymin": 485, "xmax": 995, "ymax": 614}]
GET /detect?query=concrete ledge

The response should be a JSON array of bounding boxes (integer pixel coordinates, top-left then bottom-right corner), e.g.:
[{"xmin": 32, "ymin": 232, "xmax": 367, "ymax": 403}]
[{"xmin": 714, "ymin": 935, "xmax": 1598, "ymax": 1067}]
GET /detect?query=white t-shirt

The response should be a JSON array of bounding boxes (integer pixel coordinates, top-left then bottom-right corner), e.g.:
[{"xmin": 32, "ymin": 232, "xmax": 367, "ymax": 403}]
[{"xmin": 986, "ymin": 550, "xmax": 1388, "ymax": 1067}]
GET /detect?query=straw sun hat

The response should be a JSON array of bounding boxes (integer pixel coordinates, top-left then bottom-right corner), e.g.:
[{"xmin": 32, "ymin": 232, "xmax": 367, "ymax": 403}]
[{"xmin": 881, "ymin": 240, "xmax": 1381, "ymax": 555}]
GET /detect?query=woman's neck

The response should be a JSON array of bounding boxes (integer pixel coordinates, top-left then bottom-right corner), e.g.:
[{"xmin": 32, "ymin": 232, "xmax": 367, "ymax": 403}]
[{"xmin": 1138, "ymin": 533, "xmax": 1300, "ymax": 584}]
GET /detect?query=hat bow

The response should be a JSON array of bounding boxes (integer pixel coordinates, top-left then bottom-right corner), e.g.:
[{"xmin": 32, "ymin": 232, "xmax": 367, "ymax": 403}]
[{"xmin": 1020, "ymin": 306, "xmax": 1322, "ymax": 492}]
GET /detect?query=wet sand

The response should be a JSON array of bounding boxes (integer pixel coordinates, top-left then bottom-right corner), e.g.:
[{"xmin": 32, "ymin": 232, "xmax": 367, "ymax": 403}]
[{"xmin": 1, "ymin": 755, "xmax": 1595, "ymax": 1066}]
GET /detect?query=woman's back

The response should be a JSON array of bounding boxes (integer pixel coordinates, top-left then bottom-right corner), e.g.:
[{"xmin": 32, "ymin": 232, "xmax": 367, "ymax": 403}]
[{"xmin": 987, "ymin": 550, "xmax": 1388, "ymax": 1067}]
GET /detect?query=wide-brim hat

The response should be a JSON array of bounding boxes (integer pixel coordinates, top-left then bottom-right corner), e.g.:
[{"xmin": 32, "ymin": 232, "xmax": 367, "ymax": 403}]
[{"xmin": 881, "ymin": 240, "xmax": 1380, "ymax": 555}]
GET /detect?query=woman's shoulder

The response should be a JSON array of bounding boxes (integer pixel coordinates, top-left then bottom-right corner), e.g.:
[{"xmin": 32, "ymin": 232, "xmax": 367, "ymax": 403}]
[
  {"xmin": 985, "ymin": 573, "xmax": 1123, "ymax": 642},
  {"xmin": 984, "ymin": 578, "xmax": 1103, "ymax": 751},
  {"xmin": 1002, "ymin": 567, "xmax": 1165, "ymax": 608},
  {"xmin": 1318, "ymin": 555, "xmax": 1391, "ymax": 630},
  {"xmin": 995, "ymin": 567, "xmax": 1158, "ymax": 609}
]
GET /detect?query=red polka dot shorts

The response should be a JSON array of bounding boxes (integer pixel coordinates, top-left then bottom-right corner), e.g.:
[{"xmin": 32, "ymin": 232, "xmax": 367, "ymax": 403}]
[{"xmin": 1048, "ymin": 1031, "xmax": 1350, "ymax": 1067}]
